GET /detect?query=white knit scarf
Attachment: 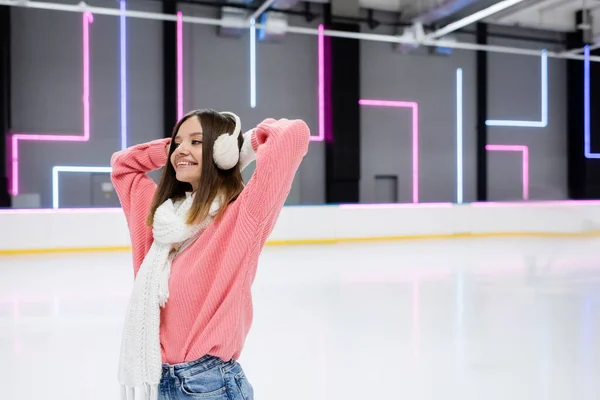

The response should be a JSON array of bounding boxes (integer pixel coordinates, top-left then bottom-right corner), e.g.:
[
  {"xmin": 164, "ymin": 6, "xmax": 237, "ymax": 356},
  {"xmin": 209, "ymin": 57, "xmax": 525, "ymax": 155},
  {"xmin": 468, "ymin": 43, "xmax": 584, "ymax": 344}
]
[{"xmin": 118, "ymin": 192, "xmax": 222, "ymax": 400}]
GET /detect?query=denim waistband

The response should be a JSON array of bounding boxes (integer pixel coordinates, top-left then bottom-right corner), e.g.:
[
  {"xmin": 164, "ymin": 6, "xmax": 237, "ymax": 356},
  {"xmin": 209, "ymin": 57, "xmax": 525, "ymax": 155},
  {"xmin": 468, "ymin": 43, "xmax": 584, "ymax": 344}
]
[{"xmin": 162, "ymin": 355, "xmax": 234, "ymax": 379}]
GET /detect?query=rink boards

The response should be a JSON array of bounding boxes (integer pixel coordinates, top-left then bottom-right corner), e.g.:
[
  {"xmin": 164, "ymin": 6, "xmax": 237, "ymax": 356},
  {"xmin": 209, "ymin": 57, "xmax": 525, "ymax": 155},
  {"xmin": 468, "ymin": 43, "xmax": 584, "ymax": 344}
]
[{"xmin": 1, "ymin": 201, "xmax": 600, "ymax": 254}]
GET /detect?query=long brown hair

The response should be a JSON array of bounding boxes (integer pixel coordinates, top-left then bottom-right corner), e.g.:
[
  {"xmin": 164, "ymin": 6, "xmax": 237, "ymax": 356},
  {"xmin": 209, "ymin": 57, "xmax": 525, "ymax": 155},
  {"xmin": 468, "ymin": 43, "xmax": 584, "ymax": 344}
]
[{"xmin": 146, "ymin": 109, "xmax": 245, "ymax": 226}]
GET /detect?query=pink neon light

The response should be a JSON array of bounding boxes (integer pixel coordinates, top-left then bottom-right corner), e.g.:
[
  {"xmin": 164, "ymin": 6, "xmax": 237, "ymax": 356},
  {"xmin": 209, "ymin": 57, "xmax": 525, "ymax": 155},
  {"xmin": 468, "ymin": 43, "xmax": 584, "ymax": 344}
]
[
  {"xmin": 313, "ymin": 24, "xmax": 325, "ymax": 142},
  {"xmin": 9, "ymin": 12, "xmax": 94, "ymax": 196},
  {"xmin": 177, "ymin": 11, "xmax": 183, "ymax": 120},
  {"xmin": 486, "ymin": 144, "xmax": 529, "ymax": 200},
  {"xmin": 175, "ymin": 16, "xmax": 321, "ymax": 139},
  {"xmin": 359, "ymin": 99, "xmax": 419, "ymax": 203}
]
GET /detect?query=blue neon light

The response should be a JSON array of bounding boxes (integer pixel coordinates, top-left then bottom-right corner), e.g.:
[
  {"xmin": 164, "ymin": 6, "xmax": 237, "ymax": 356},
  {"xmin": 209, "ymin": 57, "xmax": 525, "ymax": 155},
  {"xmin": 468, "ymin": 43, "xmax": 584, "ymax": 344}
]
[
  {"xmin": 456, "ymin": 68, "xmax": 463, "ymax": 204},
  {"xmin": 250, "ymin": 18, "xmax": 257, "ymax": 109},
  {"xmin": 52, "ymin": 166, "xmax": 113, "ymax": 209},
  {"xmin": 486, "ymin": 50, "xmax": 548, "ymax": 128}
]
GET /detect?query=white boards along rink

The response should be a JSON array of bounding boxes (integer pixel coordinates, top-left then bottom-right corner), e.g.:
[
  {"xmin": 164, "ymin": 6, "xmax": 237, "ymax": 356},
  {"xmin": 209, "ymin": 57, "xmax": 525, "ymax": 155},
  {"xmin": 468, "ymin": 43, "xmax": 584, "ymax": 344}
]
[{"xmin": 1, "ymin": 200, "xmax": 600, "ymax": 254}]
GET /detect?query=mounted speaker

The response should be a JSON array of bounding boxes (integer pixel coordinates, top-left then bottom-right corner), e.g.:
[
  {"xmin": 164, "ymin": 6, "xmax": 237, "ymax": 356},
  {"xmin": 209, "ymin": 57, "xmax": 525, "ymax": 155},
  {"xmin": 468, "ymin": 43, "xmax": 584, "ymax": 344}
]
[
  {"xmin": 256, "ymin": 11, "xmax": 288, "ymax": 42},
  {"xmin": 218, "ymin": 6, "xmax": 248, "ymax": 38}
]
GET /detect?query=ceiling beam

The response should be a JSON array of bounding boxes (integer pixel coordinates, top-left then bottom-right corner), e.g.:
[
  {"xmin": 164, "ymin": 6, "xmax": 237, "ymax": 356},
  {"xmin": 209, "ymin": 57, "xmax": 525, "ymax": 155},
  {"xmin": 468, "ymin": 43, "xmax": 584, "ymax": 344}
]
[
  {"xmin": 424, "ymin": 0, "xmax": 526, "ymax": 40},
  {"xmin": 247, "ymin": 0, "xmax": 278, "ymax": 23},
  {"xmin": 5, "ymin": 0, "xmax": 600, "ymax": 62}
]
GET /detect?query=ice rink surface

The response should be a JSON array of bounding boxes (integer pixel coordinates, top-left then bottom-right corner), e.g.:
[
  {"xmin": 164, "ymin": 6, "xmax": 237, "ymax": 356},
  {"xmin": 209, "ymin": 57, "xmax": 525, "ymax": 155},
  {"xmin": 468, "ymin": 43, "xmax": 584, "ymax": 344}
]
[{"xmin": 1, "ymin": 237, "xmax": 599, "ymax": 400}]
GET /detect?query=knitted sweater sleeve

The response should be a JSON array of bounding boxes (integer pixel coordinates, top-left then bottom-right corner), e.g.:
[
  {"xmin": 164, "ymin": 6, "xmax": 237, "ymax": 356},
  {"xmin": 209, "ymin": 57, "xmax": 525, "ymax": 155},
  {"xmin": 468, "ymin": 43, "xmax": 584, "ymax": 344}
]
[
  {"xmin": 239, "ymin": 118, "xmax": 310, "ymax": 225},
  {"xmin": 110, "ymin": 138, "xmax": 170, "ymax": 273}
]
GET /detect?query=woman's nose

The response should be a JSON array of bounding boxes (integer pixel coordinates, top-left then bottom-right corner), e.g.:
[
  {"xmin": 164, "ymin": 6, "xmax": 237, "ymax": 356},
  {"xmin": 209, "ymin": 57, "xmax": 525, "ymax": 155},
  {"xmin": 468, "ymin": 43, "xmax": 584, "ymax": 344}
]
[{"xmin": 176, "ymin": 142, "xmax": 190, "ymax": 154}]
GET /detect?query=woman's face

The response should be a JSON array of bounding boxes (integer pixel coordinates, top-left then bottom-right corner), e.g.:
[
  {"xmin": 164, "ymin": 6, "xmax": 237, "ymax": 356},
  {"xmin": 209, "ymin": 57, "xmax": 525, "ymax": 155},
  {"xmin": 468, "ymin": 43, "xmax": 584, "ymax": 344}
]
[{"xmin": 170, "ymin": 116, "xmax": 203, "ymax": 191}]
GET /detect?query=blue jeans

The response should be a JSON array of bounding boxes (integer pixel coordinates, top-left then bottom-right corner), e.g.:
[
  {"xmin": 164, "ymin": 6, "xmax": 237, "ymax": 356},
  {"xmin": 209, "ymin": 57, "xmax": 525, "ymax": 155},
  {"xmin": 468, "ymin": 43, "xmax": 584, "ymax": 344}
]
[{"xmin": 158, "ymin": 355, "xmax": 254, "ymax": 400}]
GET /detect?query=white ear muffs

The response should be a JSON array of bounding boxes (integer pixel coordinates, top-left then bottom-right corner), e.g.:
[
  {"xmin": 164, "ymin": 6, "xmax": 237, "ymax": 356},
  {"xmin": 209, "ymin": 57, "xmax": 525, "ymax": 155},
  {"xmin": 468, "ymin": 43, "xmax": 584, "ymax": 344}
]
[{"xmin": 213, "ymin": 111, "xmax": 242, "ymax": 170}]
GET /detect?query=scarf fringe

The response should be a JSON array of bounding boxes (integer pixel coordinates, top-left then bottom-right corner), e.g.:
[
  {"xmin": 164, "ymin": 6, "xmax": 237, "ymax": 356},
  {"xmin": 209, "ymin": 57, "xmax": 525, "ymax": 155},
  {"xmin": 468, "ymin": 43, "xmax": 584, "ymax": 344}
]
[{"xmin": 121, "ymin": 384, "xmax": 159, "ymax": 400}]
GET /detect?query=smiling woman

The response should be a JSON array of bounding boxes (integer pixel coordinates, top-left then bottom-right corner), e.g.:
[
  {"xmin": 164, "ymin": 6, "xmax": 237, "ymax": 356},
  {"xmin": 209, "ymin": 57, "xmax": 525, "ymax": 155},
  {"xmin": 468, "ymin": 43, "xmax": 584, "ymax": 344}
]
[
  {"xmin": 149, "ymin": 109, "xmax": 246, "ymax": 226},
  {"xmin": 109, "ymin": 109, "xmax": 310, "ymax": 400}
]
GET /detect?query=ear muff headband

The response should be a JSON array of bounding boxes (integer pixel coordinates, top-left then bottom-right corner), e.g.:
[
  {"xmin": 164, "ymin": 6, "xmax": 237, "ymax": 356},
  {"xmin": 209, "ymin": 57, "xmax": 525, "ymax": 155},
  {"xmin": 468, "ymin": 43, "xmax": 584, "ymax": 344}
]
[{"xmin": 212, "ymin": 111, "xmax": 242, "ymax": 170}]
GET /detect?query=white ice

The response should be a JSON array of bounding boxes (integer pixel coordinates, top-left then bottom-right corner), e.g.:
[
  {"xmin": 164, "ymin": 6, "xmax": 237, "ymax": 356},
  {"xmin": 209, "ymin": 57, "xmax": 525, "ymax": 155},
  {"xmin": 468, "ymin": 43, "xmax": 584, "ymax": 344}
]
[{"xmin": 1, "ymin": 237, "xmax": 599, "ymax": 400}]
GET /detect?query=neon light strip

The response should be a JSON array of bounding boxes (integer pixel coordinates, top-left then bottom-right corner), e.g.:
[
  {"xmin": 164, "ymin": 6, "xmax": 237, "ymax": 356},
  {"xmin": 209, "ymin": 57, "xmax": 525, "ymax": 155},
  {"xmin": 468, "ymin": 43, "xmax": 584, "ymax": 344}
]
[
  {"xmin": 177, "ymin": 11, "xmax": 183, "ymax": 120},
  {"xmin": 50, "ymin": 4, "xmax": 128, "ymax": 208},
  {"xmin": 9, "ymin": 12, "xmax": 93, "ymax": 196},
  {"xmin": 250, "ymin": 18, "xmax": 257, "ymax": 108},
  {"xmin": 312, "ymin": 24, "xmax": 325, "ymax": 142},
  {"xmin": 583, "ymin": 46, "xmax": 600, "ymax": 158},
  {"xmin": 174, "ymin": 16, "xmax": 322, "ymax": 140},
  {"xmin": 486, "ymin": 50, "xmax": 547, "ymax": 128},
  {"xmin": 426, "ymin": 0, "xmax": 525, "ymax": 40},
  {"xmin": 120, "ymin": 0, "xmax": 127, "ymax": 150},
  {"xmin": 456, "ymin": 68, "xmax": 463, "ymax": 204},
  {"xmin": 485, "ymin": 144, "xmax": 529, "ymax": 200},
  {"xmin": 359, "ymin": 99, "xmax": 419, "ymax": 203},
  {"xmin": 52, "ymin": 166, "xmax": 112, "ymax": 209}
]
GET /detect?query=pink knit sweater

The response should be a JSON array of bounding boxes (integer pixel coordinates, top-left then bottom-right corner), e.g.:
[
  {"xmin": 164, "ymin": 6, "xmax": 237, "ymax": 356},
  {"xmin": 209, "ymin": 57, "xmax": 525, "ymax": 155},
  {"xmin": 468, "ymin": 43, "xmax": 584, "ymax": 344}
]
[{"xmin": 110, "ymin": 118, "xmax": 310, "ymax": 364}]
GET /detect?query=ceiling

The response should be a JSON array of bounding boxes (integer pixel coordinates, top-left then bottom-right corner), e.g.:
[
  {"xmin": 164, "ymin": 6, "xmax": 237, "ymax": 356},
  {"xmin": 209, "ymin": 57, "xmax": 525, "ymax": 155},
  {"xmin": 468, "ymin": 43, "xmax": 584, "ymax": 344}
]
[
  {"xmin": 293, "ymin": 0, "xmax": 597, "ymax": 33},
  {"xmin": 485, "ymin": 0, "xmax": 600, "ymax": 33},
  {"xmin": 359, "ymin": 0, "xmax": 406, "ymax": 12}
]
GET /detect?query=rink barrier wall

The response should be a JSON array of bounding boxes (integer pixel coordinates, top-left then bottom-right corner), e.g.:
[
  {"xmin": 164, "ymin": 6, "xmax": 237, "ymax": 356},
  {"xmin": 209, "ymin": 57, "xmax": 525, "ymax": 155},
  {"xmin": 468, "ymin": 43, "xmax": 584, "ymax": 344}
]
[{"xmin": 1, "ymin": 201, "xmax": 600, "ymax": 255}]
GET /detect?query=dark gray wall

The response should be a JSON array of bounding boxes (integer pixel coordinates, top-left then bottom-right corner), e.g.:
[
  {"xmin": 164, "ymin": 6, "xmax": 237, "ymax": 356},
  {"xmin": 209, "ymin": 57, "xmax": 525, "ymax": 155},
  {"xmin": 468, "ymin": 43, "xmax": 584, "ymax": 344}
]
[
  {"xmin": 487, "ymin": 36, "xmax": 567, "ymax": 201},
  {"xmin": 9, "ymin": 2, "xmax": 567, "ymax": 208},
  {"xmin": 178, "ymin": 3, "xmax": 324, "ymax": 206},
  {"xmin": 360, "ymin": 36, "xmax": 477, "ymax": 203},
  {"xmin": 10, "ymin": 1, "xmax": 324, "ymax": 208},
  {"xmin": 11, "ymin": 0, "xmax": 165, "ymax": 208},
  {"xmin": 360, "ymin": 26, "xmax": 566, "ymax": 204}
]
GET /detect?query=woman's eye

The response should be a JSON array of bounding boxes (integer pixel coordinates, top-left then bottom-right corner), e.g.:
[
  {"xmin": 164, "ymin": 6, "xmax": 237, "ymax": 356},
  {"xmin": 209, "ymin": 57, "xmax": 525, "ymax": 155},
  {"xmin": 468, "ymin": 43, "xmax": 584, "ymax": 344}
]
[{"xmin": 192, "ymin": 140, "xmax": 202, "ymax": 145}]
